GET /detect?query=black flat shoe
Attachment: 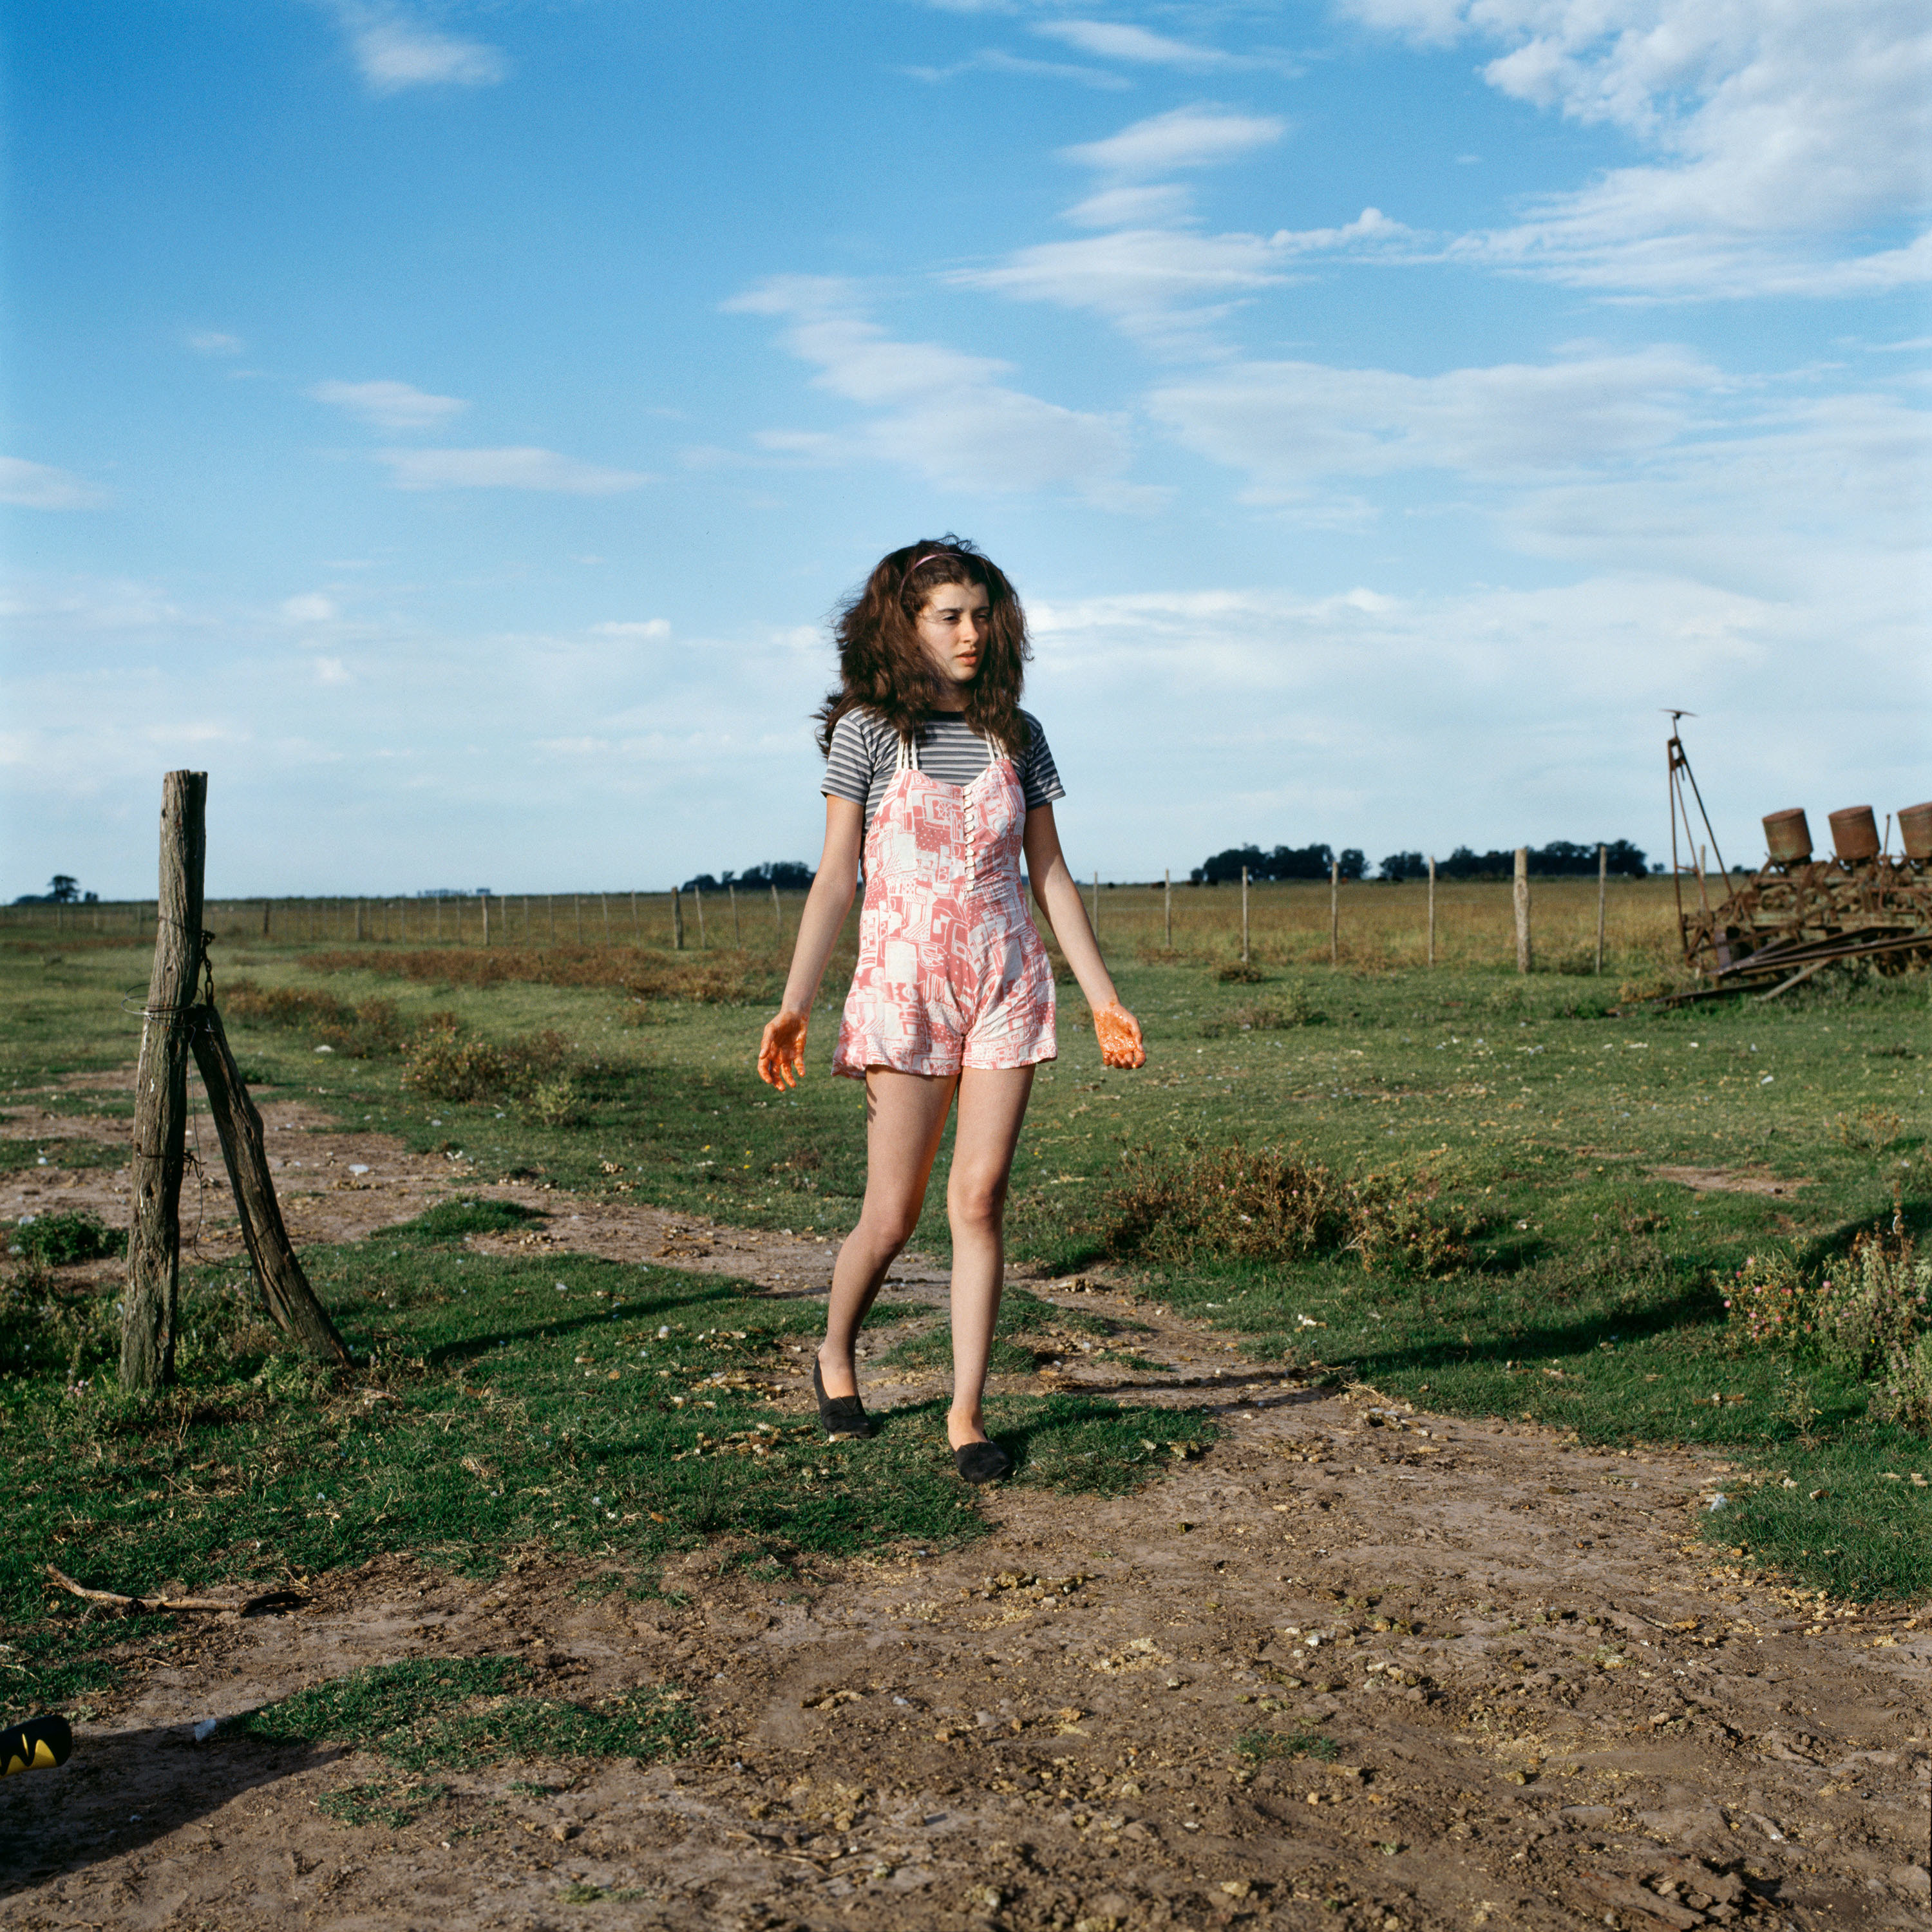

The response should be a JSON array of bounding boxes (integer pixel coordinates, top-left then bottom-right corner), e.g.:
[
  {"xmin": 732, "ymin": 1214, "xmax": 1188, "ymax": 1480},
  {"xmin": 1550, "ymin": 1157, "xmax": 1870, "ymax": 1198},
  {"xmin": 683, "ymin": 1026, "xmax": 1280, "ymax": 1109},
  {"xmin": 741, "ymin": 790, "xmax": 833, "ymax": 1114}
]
[
  {"xmin": 812, "ymin": 1358, "xmax": 873, "ymax": 1439},
  {"xmin": 953, "ymin": 1441, "xmax": 1011, "ymax": 1485}
]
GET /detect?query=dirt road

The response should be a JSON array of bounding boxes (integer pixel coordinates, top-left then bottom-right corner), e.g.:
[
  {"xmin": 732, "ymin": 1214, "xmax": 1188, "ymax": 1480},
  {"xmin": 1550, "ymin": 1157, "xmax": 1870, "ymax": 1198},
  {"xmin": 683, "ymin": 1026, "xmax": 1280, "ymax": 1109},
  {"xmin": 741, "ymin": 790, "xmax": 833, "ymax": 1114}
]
[{"xmin": 3, "ymin": 1097, "xmax": 1929, "ymax": 1930}]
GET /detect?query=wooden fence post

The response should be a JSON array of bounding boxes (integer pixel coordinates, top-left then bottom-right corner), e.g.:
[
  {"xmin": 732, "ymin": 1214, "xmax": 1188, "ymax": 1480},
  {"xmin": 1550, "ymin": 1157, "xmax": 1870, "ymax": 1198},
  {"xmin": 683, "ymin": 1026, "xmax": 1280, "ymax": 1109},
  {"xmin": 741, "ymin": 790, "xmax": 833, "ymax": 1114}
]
[
  {"xmin": 1427, "ymin": 855, "xmax": 1436, "ymax": 968},
  {"xmin": 693, "ymin": 884, "xmax": 706, "ymax": 947},
  {"xmin": 190, "ymin": 1005, "xmax": 350, "ymax": 1362},
  {"xmin": 482, "ymin": 893, "xmax": 491, "ymax": 946},
  {"xmin": 729, "ymin": 882, "xmax": 740, "ymax": 947},
  {"xmin": 1514, "ymin": 847, "xmax": 1532, "ymax": 974},
  {"xmin": 1240, "ymin": 866, "xmax": 1249, "ymax": 963},
  {"xmin": 1164, "ymin": 867, "xmax": 1171, "ymax": 950},
  {"xmin": 672, "ymin": 886, "xmax": 685, "ymax": 950},
  {"xmin": 354, "ymin": 899, "xmax": 364, "ymax": 942},
  {"xmin": 1330, "ymin": 861, "xmax": 1340, "ymax": 966},
  {"xmin": 1595, "ymin": 844, "xmax": 1607, "ymax": 975},
  {"xmin": 770, "ymin": 881, "xmax": 781, "ymax": 938},
  {"xmin": 601, "ymin": 892, "xmax": 611, "ymax": 945},
  {"xmin": 121, "ymin": 771, "xmax": 207, "ymax": 1391},
  {"xmin": 260, "ymin": 900, "xmax": 270, "ymax": 938}
]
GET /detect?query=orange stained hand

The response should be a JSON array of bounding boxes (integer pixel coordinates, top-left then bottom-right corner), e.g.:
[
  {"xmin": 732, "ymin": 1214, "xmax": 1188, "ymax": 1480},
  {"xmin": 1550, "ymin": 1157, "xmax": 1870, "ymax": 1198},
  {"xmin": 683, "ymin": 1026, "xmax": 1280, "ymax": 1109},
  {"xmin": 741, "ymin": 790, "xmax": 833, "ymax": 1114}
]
[
  {"xmin": 758, "ymin": 1009, "xmax": 810, "ymax": 1089},
  {"xmin": 1093, "ymin": 999, "xmax": 1146, "ymax": 1070}
]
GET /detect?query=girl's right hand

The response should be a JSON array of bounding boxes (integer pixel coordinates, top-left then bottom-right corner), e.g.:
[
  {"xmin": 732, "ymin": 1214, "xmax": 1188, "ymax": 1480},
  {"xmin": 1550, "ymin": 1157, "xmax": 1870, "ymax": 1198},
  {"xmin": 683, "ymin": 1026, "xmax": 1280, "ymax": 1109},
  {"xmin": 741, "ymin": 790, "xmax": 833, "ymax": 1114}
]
[{"xmin": 758, "ymin": 1009, "xmax": 810, "ymax": 1089}]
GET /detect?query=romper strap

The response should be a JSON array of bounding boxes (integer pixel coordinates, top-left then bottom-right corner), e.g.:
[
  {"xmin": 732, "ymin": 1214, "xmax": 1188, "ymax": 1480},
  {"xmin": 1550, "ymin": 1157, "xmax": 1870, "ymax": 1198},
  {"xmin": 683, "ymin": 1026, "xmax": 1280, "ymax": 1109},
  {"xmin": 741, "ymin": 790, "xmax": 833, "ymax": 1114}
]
[{"xmin": 897, "ymin": 728, "xmax": 920, "ymax": 773}]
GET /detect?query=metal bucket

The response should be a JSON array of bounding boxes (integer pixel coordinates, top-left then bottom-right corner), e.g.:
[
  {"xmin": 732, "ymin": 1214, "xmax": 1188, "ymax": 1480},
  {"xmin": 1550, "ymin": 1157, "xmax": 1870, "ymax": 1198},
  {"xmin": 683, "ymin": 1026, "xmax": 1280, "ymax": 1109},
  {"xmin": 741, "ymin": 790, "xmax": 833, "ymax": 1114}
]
[
  {"xmin": 1828, "ymin": 806, "xmax": 1880, "ymax": 863},
  {"xmin": 1899, "ymin": 800, "xmax": 1932, "ymax": 861},
  {"xmin": 1762, "ymin": 808, "xmax": 1812, "ymax": 864}
]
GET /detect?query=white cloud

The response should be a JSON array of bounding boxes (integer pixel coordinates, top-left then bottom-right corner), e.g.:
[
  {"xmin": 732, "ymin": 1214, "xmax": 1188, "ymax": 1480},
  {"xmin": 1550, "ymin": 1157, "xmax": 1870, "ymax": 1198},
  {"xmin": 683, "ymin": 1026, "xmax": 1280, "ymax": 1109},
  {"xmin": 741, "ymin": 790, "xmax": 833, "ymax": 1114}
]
[
  {"xmin": 186, "ymin": 330, "xmax": 243, "ymax": 356},
  {"xmin": 336, "ymin": 6, "xmax": 508, "ymax": 96},
  {"xmin": 310, "ymin": 378, "xmax": 469, "ymax": 430},
  {"xmin": 0, "ymin": 457, "xmax": 106, "ymax": 510},
  {"xmin": 1341, "ymin": 0, "xmax": 1932, "ymax": 296},
  {"xmin": 1032, "ymin": 21, "xmax": 1231, "ymax": 70},
  {"xmin": 281, "ymin": 592, "xmax": 339, "ymax": 623},
  {"xmin": 952, "ymin": 211, "xmax": 1410, "ymax": 345},
  {"xmin": 1061, "ymin": 105, "xmax": 1285, "ymax": 179},
  {"xmin": 1063, "ymin": 184, "xmax": 1195, "ymax": 230},
  {"xmin": 907, "ymin": 49, "xmax": 1131, "ymax": 90},
  {"xmin": 723, "ymin": 278, "xmax": 1148, "ymax": 505},
  {"xmin": 314, "ymin": 656, "xmax": 352, "ymax": 685},
  {"xmin": 591, "ymin": 620, "xmax": 672, "ymax": 641},
  {"xmin": 1148, "ymin": 345, "xmax": 1721, "ymax": 495},
  {"xmin": 374, "ymin": 448, "xmax": 651, "ymax": 493}
]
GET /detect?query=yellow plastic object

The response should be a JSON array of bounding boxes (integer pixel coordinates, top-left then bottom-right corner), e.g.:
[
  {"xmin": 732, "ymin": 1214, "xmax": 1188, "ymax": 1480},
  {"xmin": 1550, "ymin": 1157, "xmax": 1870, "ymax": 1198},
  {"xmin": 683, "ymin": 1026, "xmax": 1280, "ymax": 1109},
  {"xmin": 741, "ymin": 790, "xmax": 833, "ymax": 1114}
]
[
  {"xmin": 1093, "ymin": 999, "xmax": 1146, "ymax": 1069},
  {"xmin": 2, "ymin": 1713, "xmax": 73, "ymax": 1776},
  {"xmin": 757, "ymin": 1009, "xmax": 810, "ymax": 1090}
]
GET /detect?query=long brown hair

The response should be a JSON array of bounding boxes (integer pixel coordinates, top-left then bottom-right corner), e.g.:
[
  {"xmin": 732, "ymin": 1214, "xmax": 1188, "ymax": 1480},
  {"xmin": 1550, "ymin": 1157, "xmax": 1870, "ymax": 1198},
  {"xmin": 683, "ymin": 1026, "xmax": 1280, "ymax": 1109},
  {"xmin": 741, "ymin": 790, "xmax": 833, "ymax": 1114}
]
[{"xmin": 815, "ymin": 536, "xmax": 1032, "ymax": 755}]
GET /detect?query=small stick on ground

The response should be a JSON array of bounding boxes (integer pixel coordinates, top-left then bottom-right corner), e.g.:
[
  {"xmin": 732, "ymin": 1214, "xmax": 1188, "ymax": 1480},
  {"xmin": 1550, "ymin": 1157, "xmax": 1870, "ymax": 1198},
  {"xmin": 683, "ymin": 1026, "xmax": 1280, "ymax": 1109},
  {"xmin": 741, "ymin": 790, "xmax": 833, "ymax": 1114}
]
[{"xmin": 46, "ymin": 1564, "xmax": 308, "ymax": 1618}]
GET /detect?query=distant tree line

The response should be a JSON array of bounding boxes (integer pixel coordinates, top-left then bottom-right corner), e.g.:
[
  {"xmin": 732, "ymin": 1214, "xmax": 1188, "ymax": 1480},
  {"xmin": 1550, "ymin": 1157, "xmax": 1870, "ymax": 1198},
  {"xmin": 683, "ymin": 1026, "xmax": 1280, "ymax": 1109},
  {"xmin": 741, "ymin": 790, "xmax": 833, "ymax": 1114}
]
[
  {"xmin": 1376, "ymin": 839, "xmax": 1649, "ymax": 881},
  {"xmin": 1192, "ymin": 844, "xmax": 1367, "ymax": 885},
  {"xmin": 680, "ymin": 861, "xmax": 815, "ymax": 894},
  {"xmin": 12, "ymin": 873, "xmax": 96, "ymax": 906},
  {"xmin": 1190, "ymin": 840, "xmax": 1651, "ymax": 886}
]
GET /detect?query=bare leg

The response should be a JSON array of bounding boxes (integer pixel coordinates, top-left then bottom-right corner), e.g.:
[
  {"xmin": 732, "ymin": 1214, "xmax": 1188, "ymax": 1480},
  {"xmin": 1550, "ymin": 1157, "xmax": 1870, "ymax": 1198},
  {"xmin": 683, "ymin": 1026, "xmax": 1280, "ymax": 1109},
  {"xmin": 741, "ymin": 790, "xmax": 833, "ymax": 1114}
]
[
  {"xmin": 945, "ymin": 1065, "xmax": 1036, "ymax": 1450},
  {"xmin": 817, "ymin": 1068, "xmax": 956, "ymax": 1398}
]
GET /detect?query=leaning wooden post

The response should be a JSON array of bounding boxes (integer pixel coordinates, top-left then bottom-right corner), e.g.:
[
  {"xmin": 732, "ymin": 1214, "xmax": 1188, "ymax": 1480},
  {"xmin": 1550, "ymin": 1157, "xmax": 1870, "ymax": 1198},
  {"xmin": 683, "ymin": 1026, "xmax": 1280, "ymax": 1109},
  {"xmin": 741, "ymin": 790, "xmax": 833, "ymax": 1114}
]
[
  {"xmin": 601, "ymin": 892, "xmax": 612, "ymax": 945},
  {"xmin": 729, "ymin": 882, "xmax": 740, "ymax": 947},
  {"xmin": 1164, "ymin": 867, "xmax": 1171, "ymax": 950},
  {"xmin": 1595, "ymin": 843, "xmax": 1607, "ymax": 975},
  {"xmin": 770, "ymin": 880, "xmax": 781, "ymax": 938},
  {"xmin": 1427, "ymin": 855, "xmax": 1437, "ymax": 968},
  {"xmin": 122, "ymin": 772, "xmax": 207, "ymax": 1391},
  {"xmin": 1514, "ymin": 846, "xmax": 1532, "ymax": 974},
  {"xmin": 671, "ymin": 886, "xmax": 685, "ymax": 950},
  {"xmin": 1329, "ymin": 860, "xmax": 1340, "ymax": 966},
  {"xmin": 1240, "ymin": 866, "xmax": 1249, "ymax": 963},
  {"xmin": 191, "ymin": 1005, "xmax": 350, "ymax": 1363},
  {"xmin": 695, "ymin": 883, "xmax": 707, "ymax": 947}
]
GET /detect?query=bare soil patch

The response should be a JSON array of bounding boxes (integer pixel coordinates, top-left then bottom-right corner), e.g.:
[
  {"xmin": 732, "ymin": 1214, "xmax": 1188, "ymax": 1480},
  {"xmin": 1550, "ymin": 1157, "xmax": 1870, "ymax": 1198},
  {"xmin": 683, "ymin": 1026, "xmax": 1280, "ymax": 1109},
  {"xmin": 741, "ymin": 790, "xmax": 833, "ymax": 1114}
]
[
  {"xmin": 1651, "ymin": 1168, "xmax": 1813, "ymax": 1200},
  {"xmin": 3, "ymin": 1096, "xmax": 1928, "ymax": 1930}
]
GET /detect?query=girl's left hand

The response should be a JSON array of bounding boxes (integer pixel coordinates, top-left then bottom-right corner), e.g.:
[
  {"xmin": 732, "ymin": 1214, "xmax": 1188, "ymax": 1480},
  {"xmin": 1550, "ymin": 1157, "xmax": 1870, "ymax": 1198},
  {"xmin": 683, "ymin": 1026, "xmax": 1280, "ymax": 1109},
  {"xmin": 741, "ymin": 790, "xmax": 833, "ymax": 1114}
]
[
  {"xmin": 1093, "ymin": 999, "xmax": 1146, "ymax": 1070},
  {"xmin": 758, "ymin": 1009, "xmax": 810, "ymax": 1089}
]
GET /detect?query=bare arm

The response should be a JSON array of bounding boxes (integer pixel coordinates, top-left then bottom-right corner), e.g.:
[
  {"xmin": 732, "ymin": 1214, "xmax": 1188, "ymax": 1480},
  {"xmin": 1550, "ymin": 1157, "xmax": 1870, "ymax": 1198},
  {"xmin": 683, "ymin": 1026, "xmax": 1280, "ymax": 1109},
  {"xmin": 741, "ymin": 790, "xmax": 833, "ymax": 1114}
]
[
  {"xmin": 1021, "ymin": 803, "xmax": 1146, "ymax": 1068},
  {"xmin": 758, "ymin": 795, "xmax": 864, "ymax": 1088}
]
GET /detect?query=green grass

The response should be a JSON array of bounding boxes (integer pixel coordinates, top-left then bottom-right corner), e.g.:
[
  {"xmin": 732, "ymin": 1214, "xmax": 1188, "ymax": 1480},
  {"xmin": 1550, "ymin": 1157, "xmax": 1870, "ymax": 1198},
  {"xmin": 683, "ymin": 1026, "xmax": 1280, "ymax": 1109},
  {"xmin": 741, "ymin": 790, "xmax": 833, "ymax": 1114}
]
[
  {"xmin": 0, "ymin": 1194, "xmax": 1216, "ymax": 1711},
  {"xmin": 1238, "ymin": 1727, "xmax": 1339, "ymax": 1763},
  {"xmin": 236, "ymin": 1654, "xmax": 697, "ymax": 1771},
  {"xmin": 1, "ymin": 932, "xmax": 1926, "ymax": 1678}
]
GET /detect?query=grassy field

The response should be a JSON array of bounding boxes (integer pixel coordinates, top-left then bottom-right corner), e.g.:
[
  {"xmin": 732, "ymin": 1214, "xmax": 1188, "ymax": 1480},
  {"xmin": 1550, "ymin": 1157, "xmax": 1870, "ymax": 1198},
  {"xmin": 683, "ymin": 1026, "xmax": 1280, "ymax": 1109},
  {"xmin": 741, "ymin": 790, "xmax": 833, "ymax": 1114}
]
[{"xmin": 3, "ymin": 893, "xmax": 1927, "ymax": 1721}]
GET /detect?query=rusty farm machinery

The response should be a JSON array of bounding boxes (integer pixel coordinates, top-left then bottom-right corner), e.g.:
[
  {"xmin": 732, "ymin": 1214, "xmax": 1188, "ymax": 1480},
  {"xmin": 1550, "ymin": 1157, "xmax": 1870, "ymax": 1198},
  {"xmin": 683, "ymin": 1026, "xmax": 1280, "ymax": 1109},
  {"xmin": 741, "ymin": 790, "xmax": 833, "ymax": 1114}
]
[{"xmin": 1663, "ymin": 715, "xmax": 1932, "ymax": 1003}]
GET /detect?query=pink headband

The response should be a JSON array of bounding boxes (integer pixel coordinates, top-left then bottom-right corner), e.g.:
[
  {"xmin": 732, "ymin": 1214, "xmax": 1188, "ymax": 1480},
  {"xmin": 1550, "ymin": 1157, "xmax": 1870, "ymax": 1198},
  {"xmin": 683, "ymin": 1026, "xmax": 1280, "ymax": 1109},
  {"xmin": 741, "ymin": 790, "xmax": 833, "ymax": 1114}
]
[{"xmin": 904, "ymin": 551, "xmax": 954, "ymax": 576}]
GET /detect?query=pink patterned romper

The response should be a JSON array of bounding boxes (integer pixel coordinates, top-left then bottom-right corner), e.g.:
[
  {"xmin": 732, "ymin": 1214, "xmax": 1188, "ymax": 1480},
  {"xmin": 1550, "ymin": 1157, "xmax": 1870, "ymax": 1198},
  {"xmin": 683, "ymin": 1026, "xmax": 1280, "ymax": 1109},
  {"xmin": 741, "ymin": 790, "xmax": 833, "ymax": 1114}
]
[{"xmin": 833, "ymin": 728, "xmax": 1057, "ymax": 1079}]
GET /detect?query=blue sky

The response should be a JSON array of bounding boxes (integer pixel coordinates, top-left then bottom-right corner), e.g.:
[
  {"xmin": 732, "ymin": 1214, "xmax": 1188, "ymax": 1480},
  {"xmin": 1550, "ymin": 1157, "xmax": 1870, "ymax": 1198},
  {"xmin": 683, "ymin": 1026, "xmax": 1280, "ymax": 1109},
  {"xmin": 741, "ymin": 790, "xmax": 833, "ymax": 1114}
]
[{"xmin": 3, "ymin": 0, "xmax": 1927, "ymax": 897}]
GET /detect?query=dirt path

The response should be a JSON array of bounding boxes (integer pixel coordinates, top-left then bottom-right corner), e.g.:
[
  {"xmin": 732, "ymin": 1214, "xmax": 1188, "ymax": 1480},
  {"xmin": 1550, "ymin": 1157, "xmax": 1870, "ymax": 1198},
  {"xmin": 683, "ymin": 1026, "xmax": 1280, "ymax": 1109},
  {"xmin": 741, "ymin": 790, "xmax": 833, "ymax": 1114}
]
[{"xmin": 3, "ymin": 1098, "xmax": 1929, "ymax": 1930}]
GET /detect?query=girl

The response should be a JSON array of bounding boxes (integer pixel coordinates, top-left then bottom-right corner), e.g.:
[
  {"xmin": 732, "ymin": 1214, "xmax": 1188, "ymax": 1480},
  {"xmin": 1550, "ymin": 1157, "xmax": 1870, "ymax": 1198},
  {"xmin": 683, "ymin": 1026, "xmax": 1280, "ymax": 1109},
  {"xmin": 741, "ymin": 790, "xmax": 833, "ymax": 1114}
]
[{"xmin": 757, "ymin": 537, "xmax": 1145, "ymax": 1484}]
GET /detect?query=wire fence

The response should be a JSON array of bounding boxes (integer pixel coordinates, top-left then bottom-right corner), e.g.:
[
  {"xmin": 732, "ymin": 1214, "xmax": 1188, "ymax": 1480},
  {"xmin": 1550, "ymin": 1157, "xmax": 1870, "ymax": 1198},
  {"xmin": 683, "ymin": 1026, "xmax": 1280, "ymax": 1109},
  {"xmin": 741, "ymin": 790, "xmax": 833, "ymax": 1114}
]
[{"xmin": 3, "ymin": 874, "xmax": 1686, "ymax": 976}]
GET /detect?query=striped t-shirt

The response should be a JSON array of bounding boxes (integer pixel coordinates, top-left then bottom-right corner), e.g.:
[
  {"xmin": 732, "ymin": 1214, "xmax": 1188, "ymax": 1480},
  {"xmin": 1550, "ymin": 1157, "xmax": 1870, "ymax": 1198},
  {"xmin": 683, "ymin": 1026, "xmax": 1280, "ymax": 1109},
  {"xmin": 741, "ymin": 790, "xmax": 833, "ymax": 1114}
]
[{"xmin": 823, "ymin": 708, "xmax": 1065, "ymax": 830}]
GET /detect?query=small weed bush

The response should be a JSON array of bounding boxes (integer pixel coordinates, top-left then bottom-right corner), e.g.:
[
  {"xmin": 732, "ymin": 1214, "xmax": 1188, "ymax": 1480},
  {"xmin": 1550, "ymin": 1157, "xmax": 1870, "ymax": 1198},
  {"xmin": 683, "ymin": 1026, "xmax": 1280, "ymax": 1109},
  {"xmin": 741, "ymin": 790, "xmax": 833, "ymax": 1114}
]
[
  {"xmin": 1728, "ymin": 1230, "xmax": 1929, "ymax": 1378},
  {"xmin": 301, "ymin": 947, "xmax": 764, "ymax": 1004},
  {"xmin": 1094, "ymin": 1141, "xmax": 1473, "ymax": 1276},
  {"xmin": 8, "ymin": 1209, "xmax": 124, "ymax": 1265},
  {"xmin": 401, "ymin": 1018, "xmax": 572, "ymax": 1105},
  {"xmin": 1200, "ymin": 987, "xmax": 1318, "ymax": 1036},
  {"xmin": 220, "ymin": 981, "xmax": 408, "ymax": 1057}
]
